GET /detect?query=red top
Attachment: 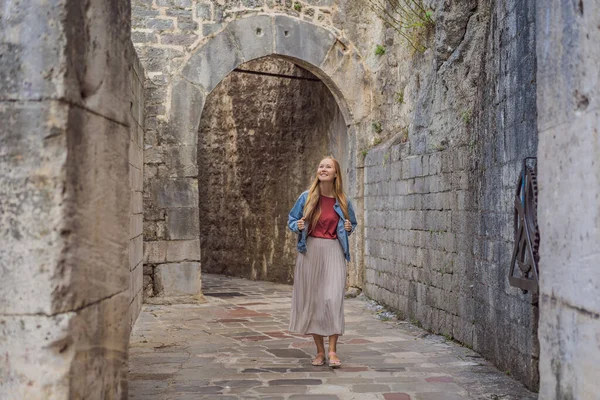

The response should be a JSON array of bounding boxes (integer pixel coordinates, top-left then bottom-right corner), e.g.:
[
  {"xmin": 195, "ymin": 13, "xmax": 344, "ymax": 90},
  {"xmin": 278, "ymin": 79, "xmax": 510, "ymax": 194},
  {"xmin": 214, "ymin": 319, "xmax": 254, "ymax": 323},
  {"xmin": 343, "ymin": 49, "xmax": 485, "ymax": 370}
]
[{"xmin": 309, "ymin": 196, "xmax": 339, "ymax": 239}]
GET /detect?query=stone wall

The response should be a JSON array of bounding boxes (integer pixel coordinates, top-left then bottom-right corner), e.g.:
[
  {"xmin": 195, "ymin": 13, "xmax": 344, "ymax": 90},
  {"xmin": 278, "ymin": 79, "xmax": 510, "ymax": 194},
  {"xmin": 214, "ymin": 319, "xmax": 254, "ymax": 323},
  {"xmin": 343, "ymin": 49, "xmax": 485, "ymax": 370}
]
[
  {"xmin": 536, "ymin": 1, "xmax": 600, "ymax": 398},
  {"xmin": 129, "ymin": 47, "xmax": 146, "ymax": 327},
  {"xmin": 1, "ymin": 1, "xmax": 139, "ymax": 398},
  {"xmin": 134, "ymin": 0, "xmax": 374, "ymax": 299},
  {"xmin": 196, "ymin": 57, "xmax": 345, "ymax": 284},
  {"xmin": 362, "ymin": 0, "xmax": 539, "ymax": 390},
  {"xmin": 132, "ymin": 0, "xmax": 545, "ymax": 389}
]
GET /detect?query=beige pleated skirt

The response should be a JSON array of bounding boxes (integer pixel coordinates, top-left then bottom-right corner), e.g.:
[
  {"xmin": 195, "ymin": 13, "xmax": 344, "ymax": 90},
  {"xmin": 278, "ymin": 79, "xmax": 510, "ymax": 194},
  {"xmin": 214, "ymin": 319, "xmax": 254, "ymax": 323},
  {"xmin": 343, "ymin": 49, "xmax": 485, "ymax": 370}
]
[{"xmin": 289, "ymin": 236, "xmax": 347, "ymax": 336}]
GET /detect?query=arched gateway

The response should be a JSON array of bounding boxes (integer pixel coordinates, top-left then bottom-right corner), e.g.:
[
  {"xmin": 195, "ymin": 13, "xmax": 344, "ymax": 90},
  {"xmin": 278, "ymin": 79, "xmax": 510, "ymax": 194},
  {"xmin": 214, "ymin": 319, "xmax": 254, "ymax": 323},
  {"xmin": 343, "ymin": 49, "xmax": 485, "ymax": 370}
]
[{"xmin": 146, "ymin": 14, "xmax": 373, "ymax": 301}]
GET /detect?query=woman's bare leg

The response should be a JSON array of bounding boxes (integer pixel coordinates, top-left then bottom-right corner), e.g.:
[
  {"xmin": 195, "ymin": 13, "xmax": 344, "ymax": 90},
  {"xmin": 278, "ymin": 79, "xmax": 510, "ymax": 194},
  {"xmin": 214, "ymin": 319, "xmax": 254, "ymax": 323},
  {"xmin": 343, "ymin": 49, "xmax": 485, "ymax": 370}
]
[
  {"xmin": 311, "ymin": 334, "xmax": 326, "ymax": 365},
  {"xmin": 328, "ymin": 335, "xmax": 341, "ymax": 366}
]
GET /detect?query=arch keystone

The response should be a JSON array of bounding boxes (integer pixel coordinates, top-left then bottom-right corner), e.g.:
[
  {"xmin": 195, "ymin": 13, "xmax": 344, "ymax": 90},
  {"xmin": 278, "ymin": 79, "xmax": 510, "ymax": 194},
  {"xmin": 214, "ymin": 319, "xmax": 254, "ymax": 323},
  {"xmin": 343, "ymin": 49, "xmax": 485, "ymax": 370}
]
[
  {"xmin": 225, "ymin": 15, "xmax": 275, "ymax": 63},
  {"xmin": 273, "ymin": 15, "xmax": 337, "ymax": 69}
]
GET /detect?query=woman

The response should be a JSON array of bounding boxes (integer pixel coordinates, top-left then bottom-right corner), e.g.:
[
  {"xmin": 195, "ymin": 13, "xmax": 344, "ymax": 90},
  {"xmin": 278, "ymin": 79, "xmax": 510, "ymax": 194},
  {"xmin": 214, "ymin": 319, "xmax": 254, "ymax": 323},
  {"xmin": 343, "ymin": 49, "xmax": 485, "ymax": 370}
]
[{"xmin": 287, "ymin": 156, "xmax": 358, "ymax": 368}]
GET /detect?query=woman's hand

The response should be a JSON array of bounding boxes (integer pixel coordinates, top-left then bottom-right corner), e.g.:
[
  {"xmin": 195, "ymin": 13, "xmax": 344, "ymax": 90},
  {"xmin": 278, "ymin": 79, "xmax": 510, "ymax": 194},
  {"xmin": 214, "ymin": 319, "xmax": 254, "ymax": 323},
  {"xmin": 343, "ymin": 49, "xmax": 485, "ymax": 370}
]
[
  {"xmin": 297, "ymin": 217, "xmax": 305, "ymax": 231},
  {"xmin": 344, "ymin": 219, "xmax": 352, "ymax": 232}
]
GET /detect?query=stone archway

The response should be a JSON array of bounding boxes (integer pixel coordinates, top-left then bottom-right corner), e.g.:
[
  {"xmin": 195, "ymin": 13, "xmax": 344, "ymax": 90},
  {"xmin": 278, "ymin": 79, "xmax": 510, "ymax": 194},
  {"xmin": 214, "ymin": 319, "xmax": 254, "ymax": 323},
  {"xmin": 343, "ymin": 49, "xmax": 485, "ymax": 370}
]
[{"xmin": 145, "ymin": 15, "xmax": 373, "ymax": 301}]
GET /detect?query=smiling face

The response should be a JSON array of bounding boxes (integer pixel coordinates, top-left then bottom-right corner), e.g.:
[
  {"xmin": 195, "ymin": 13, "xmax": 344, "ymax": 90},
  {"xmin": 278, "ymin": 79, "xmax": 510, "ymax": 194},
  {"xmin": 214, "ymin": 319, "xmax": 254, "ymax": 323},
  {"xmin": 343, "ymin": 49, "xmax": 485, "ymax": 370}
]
[{"xmin": 316, "ymin": 158, "xmax": 337, "ymax": 183}]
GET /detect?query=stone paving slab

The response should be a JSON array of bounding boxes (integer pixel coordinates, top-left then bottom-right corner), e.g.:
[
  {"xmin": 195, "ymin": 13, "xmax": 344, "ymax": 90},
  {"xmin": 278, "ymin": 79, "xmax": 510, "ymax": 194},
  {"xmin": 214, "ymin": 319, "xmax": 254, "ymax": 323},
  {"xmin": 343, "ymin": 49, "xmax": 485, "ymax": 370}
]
[{"xmin": 129, "ymin": 274, "xmax": 536, "ymax": 400}]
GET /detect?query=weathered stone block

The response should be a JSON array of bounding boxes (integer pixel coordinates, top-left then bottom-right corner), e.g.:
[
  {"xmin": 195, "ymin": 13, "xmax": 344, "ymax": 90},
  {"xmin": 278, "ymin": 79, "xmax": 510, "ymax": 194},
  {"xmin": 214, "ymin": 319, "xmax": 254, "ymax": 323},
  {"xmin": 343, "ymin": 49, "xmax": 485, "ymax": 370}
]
[
  {"xmin": 202, "ymin": 22, "xmax": 224, "ymax": 37},
  {"xmin": 0, "ymin": 101, "xmax": 68, "ymax": 315},
  {"xmin": 181, "ymin": 31, "xmax": 242, "ymax": 93},
  {"xmin": 2, "ymin": 3, "xmax": 134, "ymax": 123},
  {"xmin": 144, "ymin": 241, "xmax": 167, "ymax": 263},
  {"xmin": 304, "ymin": 0, "xmax": 333, "ymax": 5},
  {"xmin": 226, "ymin": 15, "xmax": 274, "ymax": 62},
  {"xmin": 70, "ymin": 291, "xmax": 130, "ymax": 398},
  {"xmin": 319, "ymin": 48, "xmax": 373, "ymax": 124},
  {"xmin": 539, "ymin": 300, "xmax": 600, "ymax": 400},
  {"xmin": 129, "ymin": 289, "xmax": 143, "ymax": 328},
  {"xmin": 151, "ymin": 178, "xmax": 199, "ymax": 208},
  {"xmin": 157, "ymin": 0, "xmax": 192, "ymax": 7},
  {"xmin": 167, "ymin": 208, "xmax": 200, "ymax": 240},
  {"xmin": 168, "ymin": 78, "xmax": 206, "ymax": 144},
  {"xmin": 1, "ymin": 103, "xmax": 130, "ymax": 315},
  {"xmin": 144, "ymin": 220, "xmax": 167, "ymax": 241},
  {"xmin": 536, "ymin": 5, "xmax": 599, "ymax": 133},
  {"xmin": 274, "ymin": 15, "xmax": 335, "ymax": 68},
  {"xmin": 196, "ymin": 4, "xmax": 212, "ymax": 20},
  {"xmin": 538, "ymin": 111, "xmax": 600, "ymax": 312},
  {"xmin": 408, "ymin": 156, "xmax": 423, "ymax": 177},
  {"xmin": 166, "ymin": 239, "xmax": 201, "ymax": 262},
  {"xmin": 130, "ymin": 164, "xmax": 143, "ymax": 192},
  {"xmin": 147, "ymin": 18, "xmax": 175, "ymax": 31},
  {"xmin": 130, "ymin": 263, "xmax": 144, "ymax": 302},
  {"xmin": 154, "ymin": 262, "xmax": 202, "ymax": 296},
  {"xmin": 0, "ymin": 291, "xmax": 130, "ymax": 399},
  {"xmin": 161, "ymin": 34, "xmax": 197, "ymax": 46},
  {"xmin": 178, "ymin": 21, "xmax": 199, "ymax": 34},
  {"xmin": 131, "ymin": 191, "xmax": 143, "ymax": 214},
  {"xmin": 143, "ymin": 199, "xmax": 165, "ymax": 221},
  {"xmin": 130, "ymin": 214, "xmax": 143, "ymax": 238},
  {"xmin": 239, "ymin": 0, "xmax": 261, "ymax": 8},
  {"xmin": 129, "ymin": 235, "xmax": 144, "ymax": 270},
  {"xmin": 0, "ymin": 4, "xmax": 66, "ymax": 101},
  {"xmin": 132, "ymin": 31, "xmax": 158, "ymax": 44},
  {"xmin": 0, "ymin": 313, "xmax": 72, "ymax": 399},
  {"xmin": 144, "ymin": 145, "xmax": 165, "ymax": 164},
  {"xmin": 71, "ymin": 4, "xmax": 134, "ymax": 124},
  {"xmin": 165, "ymin": 144, "xmax": 197, "ymax": 173}
]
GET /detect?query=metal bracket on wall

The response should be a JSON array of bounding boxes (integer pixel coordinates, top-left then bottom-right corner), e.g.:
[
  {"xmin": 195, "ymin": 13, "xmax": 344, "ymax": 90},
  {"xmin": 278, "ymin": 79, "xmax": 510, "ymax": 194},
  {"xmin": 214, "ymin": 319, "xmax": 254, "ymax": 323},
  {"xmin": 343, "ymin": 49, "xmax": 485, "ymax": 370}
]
[{"xmin": 508, "ymin": 157, "xmax": 540, "ymax": 293}]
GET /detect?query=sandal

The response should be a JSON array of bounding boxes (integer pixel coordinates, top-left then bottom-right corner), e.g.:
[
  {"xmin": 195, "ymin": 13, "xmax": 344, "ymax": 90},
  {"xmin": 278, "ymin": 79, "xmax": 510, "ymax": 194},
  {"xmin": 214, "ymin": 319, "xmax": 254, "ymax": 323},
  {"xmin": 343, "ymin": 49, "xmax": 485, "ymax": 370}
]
[
  {"xmin": 311, "ymin": 353, "xmax": 326, "ymax": 366},
  {"xmin": 328, "ymin": 352, "xmax": 342, "ymax": 368}
]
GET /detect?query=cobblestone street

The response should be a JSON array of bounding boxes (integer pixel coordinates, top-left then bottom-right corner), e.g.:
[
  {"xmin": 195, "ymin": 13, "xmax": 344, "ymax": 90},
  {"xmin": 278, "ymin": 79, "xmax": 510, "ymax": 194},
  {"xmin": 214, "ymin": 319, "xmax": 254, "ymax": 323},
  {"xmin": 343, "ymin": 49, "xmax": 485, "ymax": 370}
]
[{"xmin": 128, "ymin": 274, "xmax": 536, "ymax": 399}]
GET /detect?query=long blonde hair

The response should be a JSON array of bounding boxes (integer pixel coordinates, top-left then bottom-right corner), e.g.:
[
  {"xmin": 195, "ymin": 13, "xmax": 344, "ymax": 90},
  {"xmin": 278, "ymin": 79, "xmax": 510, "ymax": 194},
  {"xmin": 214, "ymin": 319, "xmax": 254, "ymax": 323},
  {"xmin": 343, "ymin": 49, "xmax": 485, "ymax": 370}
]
[{"xmin": 303, "ymin": 156, "xmax": 349, "ymax": 233}]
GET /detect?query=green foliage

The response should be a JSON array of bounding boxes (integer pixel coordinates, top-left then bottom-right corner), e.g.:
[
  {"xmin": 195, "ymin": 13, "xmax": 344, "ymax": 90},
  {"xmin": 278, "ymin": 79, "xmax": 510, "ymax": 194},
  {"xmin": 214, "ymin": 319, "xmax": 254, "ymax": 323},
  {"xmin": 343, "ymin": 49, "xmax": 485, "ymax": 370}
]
[
  {"xmin": 395, "ymin": 90, "xmax": 405, "ymax": 104},
  {"xmin": 461, "ymin": 108, "xmax": 472, "ymax": 124},
  {"xmin": 293, "ymin": 1, "xmax": 302, "ymax": 11},
  {"xmin": 383, "ymin": 152, "xmax": 390, "ymax": 166},
  {"xmin": 375, "ymin": 44, "xmax": 386, "ymax": 56},
  {"xmin": 368, "ymin": 0, "xmax": 434, "ymax": 53},
  {"xmin": 372, "ymin": 121, "xmax": 383, "ymax": 134},
  {"xmin": 400, "ymin": 126, "xmax": 409, "ymax": 143},
  {"xmin": 433, "ymin": 141, "xmax": 447, "ymax": 151},
  {"xmin": 378, "ymin": 314, "xmax": 392, "ymax": 321},
  {"xmin": 410, "ymin": 318, "xmax": 423, "ymax": 328},
  {"xmin": 373, "ymin": 136, "xmax": 383, "ymax": 146},
  {"xmin": 361, "ymin": 148, "xmax": 369, "ymax": 159}
]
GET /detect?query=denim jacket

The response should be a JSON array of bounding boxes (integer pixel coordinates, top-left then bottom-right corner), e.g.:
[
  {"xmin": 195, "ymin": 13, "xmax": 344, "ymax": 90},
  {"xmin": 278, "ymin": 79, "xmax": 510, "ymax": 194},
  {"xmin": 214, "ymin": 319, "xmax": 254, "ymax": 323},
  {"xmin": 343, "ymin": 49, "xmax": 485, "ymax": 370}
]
[{"xmin": 287, "ymin": 190, "xmax": 358, "ymax": 261}]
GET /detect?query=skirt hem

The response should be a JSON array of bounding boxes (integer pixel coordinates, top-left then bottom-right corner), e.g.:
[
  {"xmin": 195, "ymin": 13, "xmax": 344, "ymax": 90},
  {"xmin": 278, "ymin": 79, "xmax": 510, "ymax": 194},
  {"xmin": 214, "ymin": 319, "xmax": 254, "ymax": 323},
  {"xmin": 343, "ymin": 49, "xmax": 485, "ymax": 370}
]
[{"xmin": 288, "ymin": 327, "xmax": 344, "ymax": 337}]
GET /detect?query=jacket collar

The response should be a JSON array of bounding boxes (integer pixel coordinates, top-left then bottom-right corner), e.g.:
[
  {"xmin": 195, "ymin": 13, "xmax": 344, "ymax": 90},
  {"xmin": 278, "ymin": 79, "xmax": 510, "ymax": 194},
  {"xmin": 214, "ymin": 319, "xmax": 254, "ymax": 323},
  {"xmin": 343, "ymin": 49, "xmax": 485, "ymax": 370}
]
[{"xmin": 333, "ymin": 200, "xmax": 344, "ymax": 219}]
